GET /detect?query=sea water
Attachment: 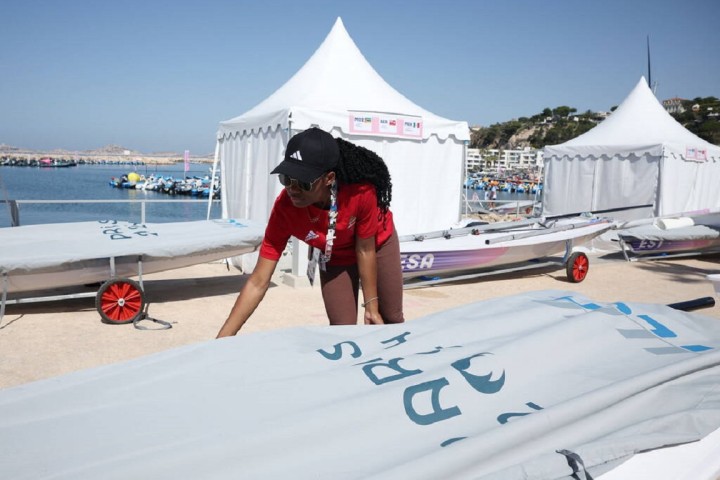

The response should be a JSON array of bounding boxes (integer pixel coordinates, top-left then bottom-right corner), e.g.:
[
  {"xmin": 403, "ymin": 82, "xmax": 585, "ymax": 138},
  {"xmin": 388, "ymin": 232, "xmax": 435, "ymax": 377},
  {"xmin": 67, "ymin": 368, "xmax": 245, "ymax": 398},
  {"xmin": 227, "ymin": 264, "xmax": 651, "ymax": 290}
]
[
  {"xmin": 0, "ymin": 164, "xmax": 539, "ymax": 228},
  {"xmin": 0, "ymin": 163, "xmax": 222, "ymax": 228}
]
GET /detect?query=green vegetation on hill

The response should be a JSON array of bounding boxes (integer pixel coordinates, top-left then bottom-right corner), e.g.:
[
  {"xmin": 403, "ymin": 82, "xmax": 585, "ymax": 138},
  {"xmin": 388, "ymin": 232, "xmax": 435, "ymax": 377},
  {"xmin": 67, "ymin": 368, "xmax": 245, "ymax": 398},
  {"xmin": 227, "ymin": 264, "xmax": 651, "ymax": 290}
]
[
  {"xmin": 673, "ymin": 96, "xmax": 720, "ymax": 146},
  {"xmin": 470, "ymin": 98, "xmax": 720, "ymax": 150}
]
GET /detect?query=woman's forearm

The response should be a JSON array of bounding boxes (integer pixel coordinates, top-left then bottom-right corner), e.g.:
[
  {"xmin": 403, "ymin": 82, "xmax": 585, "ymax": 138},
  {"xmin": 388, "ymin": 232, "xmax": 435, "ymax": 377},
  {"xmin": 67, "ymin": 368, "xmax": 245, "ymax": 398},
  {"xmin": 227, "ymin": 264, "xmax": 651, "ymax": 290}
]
[
  {"xmin": 216, "ymin": 257, "xmax": 277, "ymax": 337},
  {"xmin": 216, "ymin": 278, "xmax": 269, "ymax": 337},
  {"xmin": 356, "ymin": 236, "xmax": 382, "ymax": 324}
]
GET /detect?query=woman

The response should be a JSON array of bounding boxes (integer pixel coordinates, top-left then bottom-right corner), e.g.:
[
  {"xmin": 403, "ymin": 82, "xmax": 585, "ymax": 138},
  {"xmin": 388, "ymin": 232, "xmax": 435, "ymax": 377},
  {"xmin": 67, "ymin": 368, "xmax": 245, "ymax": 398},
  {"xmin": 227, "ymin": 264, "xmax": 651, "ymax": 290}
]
[{"xmin": 216, "ymin": 127, "xmax": 404, "ymax": 337}]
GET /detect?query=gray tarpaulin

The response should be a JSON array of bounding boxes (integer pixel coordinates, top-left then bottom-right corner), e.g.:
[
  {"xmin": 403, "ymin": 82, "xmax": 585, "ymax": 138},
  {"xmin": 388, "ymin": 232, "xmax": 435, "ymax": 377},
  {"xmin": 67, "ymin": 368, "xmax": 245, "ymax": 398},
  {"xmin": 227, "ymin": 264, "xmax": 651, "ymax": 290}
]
[
  {"xmin": 0, "ymin": 218, "xmax": 264, "ymax": 293},
  {"xmin": 1, "ymin": 290, "xmax": 719, "ymax": 479}
]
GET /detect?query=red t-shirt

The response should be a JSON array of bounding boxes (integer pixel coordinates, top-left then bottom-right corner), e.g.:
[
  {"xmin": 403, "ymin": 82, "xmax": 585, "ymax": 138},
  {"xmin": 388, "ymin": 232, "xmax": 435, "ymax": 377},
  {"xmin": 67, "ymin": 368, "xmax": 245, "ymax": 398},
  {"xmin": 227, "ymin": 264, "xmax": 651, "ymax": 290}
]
[{"xmin": 260, "ymin": 182, "xmax": 394, "ymax": 266}]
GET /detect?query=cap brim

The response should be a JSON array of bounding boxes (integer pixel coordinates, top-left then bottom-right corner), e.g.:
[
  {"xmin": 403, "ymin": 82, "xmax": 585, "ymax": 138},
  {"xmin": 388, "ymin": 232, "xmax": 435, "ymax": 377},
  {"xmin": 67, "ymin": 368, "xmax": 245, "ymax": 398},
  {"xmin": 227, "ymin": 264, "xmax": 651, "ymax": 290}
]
[{"xmin": 270, "ymin": 159, "xmax": 326, "ymax": 184}]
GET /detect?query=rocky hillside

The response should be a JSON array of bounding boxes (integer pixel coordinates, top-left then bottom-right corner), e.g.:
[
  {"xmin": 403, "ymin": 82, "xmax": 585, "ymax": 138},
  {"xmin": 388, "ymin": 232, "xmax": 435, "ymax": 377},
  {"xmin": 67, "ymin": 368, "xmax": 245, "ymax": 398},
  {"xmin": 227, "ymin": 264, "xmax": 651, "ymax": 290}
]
[
  {"xmin": 471, "ymin": 97, "xmax": 720, "ymax": 150},
  {"xmin": 470, "ymin": 108, "xmax": 607, "ymax": 150}
]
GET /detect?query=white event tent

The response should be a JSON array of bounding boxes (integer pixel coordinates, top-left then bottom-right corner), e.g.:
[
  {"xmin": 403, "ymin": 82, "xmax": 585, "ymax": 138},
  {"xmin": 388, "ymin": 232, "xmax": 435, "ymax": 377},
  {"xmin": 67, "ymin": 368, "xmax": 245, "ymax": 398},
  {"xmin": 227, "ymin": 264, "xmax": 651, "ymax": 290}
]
[
  {"xmin": 541, "ymin": 77, "xmax": 720, "ymax": 221},
  {"xmin": 213, "ymin": 18, "xmax": 469, "ymax": 272}
]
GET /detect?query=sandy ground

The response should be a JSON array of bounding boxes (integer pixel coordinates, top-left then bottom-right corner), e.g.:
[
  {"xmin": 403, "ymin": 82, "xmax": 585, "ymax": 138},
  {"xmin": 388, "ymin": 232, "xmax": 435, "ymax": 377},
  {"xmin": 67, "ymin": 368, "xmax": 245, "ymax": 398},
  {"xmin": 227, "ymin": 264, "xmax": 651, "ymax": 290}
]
[{"xmin": 1, "ymin": 252, "xmax": 719, "ymax": 390}]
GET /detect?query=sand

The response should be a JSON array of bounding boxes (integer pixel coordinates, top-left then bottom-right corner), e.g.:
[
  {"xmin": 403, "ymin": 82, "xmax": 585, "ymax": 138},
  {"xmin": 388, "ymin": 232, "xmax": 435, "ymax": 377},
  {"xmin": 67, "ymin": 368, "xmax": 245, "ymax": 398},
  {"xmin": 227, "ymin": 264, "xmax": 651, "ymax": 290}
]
[{"xmin": 1, "ymin": 252, "xmax": 719, "ymax": 390}]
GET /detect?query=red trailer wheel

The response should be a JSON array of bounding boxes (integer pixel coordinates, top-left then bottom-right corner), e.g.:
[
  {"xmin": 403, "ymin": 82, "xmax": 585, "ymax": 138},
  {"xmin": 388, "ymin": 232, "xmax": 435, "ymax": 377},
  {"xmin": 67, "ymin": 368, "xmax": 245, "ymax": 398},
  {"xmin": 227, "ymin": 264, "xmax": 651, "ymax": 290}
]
[
  {"xmin": 95, "ymin": 278, "xmax": 145, "ymax": 324},
  {"xmin": 566, "ymin": 252, "xmax": 589, "ymax": 283}
]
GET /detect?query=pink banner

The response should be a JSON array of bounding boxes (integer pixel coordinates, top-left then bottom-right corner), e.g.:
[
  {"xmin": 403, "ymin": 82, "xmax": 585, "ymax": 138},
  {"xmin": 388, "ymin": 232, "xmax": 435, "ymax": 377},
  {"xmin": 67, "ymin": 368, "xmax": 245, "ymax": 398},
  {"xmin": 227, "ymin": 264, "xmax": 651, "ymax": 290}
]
[
  {"xmin": 686, "ymin": 146, "xmax": 707, "ymax": 162},
  {"xmin": 348, "ymin": 113, "xmax": 423, "ymax": 138}
]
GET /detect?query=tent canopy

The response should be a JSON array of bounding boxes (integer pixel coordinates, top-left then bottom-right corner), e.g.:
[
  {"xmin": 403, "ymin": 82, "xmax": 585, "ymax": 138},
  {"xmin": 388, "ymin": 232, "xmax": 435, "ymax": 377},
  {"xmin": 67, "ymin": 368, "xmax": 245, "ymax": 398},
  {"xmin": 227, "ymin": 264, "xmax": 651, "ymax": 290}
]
[
  {"xmin": 218, "ymin": 18, "xmax": 468, "ymax": 141},
  {"xmin": 216, "ymin": 17, "xmax": 469, "ymax": 253},
  {"xmin": 542, "ymin": 77, "xmax": 720, "ymax": 220}
]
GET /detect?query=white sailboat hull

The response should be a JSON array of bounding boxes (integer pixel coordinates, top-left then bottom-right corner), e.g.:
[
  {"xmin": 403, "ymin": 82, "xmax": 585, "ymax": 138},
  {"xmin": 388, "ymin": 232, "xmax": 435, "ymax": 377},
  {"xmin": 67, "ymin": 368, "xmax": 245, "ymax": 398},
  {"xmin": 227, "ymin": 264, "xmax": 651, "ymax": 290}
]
[{"xmin": 400, "ymin": 217, "xmax": 612, "ymax": 279}]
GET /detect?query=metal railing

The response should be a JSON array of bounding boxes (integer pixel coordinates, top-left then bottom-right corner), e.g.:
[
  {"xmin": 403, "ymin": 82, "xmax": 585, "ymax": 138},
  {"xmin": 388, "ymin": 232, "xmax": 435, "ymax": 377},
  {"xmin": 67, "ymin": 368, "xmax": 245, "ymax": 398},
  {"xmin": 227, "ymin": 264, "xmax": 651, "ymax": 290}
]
[{"xmin": 1, "ymin": 198, "xmax": 221, "ymax": 227}]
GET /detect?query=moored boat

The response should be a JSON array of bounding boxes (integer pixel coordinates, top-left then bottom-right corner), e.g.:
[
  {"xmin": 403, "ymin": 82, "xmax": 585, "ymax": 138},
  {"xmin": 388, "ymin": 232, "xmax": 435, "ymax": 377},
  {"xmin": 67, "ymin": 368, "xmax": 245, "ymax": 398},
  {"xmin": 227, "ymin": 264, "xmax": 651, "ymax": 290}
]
[
  {"xmin": 38, "ymin": 158, "xmax": 77, "ymax": 168},
  {"xmin": 107, "ymin": 173, "xmax": 221, "ymax": 198}
]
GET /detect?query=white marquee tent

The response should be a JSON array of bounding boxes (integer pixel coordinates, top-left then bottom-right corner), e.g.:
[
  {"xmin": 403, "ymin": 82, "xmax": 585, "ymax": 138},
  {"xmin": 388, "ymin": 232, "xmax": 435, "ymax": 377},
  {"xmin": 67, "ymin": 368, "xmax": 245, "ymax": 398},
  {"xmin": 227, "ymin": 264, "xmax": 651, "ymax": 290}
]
[
  {"xmin": 541, "ymin": 77, "xmax": 720, "ymax": 221},
  {"xmin": 214, "ymin": 18, "xmax": 469, "ymax": 273}
]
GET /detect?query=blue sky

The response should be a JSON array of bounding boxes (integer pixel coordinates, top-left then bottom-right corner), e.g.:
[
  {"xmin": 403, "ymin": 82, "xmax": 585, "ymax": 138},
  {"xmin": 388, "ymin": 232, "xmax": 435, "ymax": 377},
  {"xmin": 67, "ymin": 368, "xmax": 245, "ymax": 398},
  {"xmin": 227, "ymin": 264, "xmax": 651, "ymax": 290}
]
[{"xmin": 1, "ymin": 0, "xmax": 718, "ymax": 155}]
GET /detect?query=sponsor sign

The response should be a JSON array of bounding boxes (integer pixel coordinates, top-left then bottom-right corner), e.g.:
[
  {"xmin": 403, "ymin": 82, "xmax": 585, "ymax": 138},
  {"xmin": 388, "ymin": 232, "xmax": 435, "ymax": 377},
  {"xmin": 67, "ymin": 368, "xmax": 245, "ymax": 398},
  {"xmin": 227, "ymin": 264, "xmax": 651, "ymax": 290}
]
[{"xmin": 348, "ymin": 112, "xmax": 423, "ymax": 138}]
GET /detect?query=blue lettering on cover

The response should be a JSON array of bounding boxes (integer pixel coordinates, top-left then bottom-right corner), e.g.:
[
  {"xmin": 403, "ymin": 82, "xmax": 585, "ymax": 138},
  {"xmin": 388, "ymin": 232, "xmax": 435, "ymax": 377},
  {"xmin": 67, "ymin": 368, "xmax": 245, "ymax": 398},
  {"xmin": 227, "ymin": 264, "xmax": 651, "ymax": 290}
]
[
  {"xmin": 404, "ymin": 378, "xmax": 461, "ymax": 425},
  {"xmin": 316, "ymin": 341, "xmax": 362, "ymax": 360},
  {"xmin": 381, "ymin": 331, "xmax": 411, "ymax": 348},
  {"xmin": 362, "ymin": 358, "xmax": 423, "ymax": 385},
  {"xmin": 452, "ymin": 353, "xmax": 506, "ymax": 394},
  {"xmin": 497, "ymin": 402, "xmax": 544, "ymax": 424}
]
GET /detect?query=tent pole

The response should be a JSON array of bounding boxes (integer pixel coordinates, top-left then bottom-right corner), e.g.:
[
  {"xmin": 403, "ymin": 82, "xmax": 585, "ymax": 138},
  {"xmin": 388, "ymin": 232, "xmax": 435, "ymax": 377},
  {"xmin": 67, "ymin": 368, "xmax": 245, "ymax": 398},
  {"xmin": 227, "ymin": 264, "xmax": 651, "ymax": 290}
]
[
  {"xmin": 283, "ymin": 124, "xmax": 310, "ymax": 288},
  {"xmin": 207, "ymin": 140, "xmax": 220, "ymax": 220},
  {"xmin": 461, "ymin": 140, "xmax": 469, "ymax": 217},
  {"xmin": 286, "ymin": 123, "xmax": 311, "ymax": 286}
]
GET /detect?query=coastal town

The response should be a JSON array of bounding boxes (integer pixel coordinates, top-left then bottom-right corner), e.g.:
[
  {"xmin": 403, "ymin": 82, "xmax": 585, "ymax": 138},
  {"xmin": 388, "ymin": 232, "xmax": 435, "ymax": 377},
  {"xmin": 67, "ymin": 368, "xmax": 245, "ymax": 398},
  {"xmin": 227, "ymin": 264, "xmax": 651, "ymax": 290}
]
[
  {"xmin": 0, "ymin": 143, "xmax": 214, "ymax": 166},
  {"xmin": 3, "ymin": 94, "xmax": 716, "ymax": 174}
]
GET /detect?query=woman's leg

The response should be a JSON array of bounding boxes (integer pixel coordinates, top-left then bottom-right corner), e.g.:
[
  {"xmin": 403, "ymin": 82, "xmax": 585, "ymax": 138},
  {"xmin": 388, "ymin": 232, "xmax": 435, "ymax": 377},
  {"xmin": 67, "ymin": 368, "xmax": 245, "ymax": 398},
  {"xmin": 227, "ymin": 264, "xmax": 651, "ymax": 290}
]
[
  {"xmin": 376, "ymin": 229, "xmax": 405, "ymax": 324},
  {"xmin": 319, "ymin": 264, "xmax": 360, "ymax": 325}
]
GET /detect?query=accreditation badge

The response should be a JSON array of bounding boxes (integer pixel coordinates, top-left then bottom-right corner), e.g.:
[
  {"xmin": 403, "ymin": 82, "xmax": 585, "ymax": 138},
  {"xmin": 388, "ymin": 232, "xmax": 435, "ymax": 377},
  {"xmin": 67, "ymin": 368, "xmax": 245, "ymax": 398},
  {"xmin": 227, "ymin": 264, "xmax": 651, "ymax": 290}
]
[{"xmin": 307, "ymin": 247, "xmax": 320, "ymax": 286}]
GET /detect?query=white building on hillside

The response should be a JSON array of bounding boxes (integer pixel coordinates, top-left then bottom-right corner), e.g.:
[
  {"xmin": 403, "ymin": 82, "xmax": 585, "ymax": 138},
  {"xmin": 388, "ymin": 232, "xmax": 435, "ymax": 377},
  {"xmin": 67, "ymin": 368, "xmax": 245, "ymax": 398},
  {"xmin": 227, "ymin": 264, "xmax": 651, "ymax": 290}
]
[
  {"xmin": 466, "ymin": 148, "xmax": 483, "ymax": 171},
  {"xmin": 465, "ymin": 147, "xmax": 543, "ymax": 173}
]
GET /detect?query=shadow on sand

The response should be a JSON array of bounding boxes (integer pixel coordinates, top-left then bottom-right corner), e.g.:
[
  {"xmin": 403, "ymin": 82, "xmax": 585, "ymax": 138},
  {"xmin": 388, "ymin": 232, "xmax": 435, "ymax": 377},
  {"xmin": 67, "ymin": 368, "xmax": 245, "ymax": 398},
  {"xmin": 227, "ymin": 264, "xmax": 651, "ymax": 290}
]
[{"xmin": 3, "ymin": 273, "xmax": 249, "ymax": 316}]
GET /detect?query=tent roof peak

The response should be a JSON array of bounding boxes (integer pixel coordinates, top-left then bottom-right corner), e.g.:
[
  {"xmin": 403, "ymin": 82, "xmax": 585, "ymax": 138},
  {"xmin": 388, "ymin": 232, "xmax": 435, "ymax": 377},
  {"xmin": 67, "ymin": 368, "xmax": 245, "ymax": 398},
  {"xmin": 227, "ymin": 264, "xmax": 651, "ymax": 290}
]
[
  {"xmin": 218, "ymin": 17, "xmax": 468, "ymax": 141},
  {"xmin": 547, "ymin": 76, "xmax": 717, "ymax": 156}
]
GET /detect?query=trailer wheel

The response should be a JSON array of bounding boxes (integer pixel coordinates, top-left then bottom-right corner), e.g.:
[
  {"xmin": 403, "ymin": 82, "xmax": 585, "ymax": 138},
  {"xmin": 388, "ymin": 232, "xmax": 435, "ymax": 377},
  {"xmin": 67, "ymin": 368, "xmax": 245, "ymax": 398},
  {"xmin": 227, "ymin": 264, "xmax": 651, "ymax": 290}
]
[
  {"xmin": 96, "ymin": 278, "xmax": 145, "ymax": 324},
  {"xmin": 566, "ymin": 252, "xmax": 589, "ymax": 283}
]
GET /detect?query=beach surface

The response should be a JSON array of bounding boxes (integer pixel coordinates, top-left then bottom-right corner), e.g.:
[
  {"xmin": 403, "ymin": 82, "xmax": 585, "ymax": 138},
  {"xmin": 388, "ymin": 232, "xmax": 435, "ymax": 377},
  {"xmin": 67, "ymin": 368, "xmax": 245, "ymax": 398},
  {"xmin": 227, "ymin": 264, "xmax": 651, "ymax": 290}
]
[{"xmin": 1, "ymin": 252, "xmax": 719, "ymax": 390}]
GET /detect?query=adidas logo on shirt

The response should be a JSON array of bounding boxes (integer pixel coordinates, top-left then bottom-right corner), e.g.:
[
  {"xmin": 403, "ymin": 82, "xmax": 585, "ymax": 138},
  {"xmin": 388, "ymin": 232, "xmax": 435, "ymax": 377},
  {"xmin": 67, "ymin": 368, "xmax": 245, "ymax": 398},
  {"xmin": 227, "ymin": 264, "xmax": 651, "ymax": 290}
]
[{"xmin": 290, "ymin": 151, "xmax": 302, "ymax": 161}]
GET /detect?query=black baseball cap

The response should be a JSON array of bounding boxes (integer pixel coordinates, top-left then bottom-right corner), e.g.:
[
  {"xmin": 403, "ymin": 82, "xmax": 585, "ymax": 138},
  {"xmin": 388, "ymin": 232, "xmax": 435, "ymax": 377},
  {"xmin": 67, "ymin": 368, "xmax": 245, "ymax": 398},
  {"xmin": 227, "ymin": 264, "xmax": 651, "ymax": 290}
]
[{"xmin": 271, "ymin": 127, "xmax": 339, "ymax": 183}]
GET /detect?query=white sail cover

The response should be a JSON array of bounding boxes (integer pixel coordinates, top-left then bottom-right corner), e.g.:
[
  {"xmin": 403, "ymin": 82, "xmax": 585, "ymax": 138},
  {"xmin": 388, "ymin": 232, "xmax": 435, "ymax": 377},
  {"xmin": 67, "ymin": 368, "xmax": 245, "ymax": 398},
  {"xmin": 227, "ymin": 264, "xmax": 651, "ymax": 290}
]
[
  {"xmin": 1, "ymin": 290, "xmax": 719, "ymax": 479},
  {"xmin": 542, "ymin": 77, "xmax": 720, "ymax": 220},
  {"xmin": 0, "ymin": 219, "xmax": 265, "ymax": 293}
]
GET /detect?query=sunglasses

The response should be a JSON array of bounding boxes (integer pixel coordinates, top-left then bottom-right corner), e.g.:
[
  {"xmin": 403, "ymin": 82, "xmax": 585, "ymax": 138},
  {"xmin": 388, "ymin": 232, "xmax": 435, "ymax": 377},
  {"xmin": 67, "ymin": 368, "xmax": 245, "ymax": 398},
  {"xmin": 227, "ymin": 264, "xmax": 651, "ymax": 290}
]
[{"xmin": 278, "ymin": 173, "xmax": 323, "ymax": 192}]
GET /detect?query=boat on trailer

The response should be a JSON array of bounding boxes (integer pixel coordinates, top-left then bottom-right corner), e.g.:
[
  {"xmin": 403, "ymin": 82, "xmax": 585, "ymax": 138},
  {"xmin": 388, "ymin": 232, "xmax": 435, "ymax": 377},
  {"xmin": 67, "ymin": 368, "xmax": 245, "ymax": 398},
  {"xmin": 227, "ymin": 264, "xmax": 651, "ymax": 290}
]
[
  {"xmin": 616, "ymin": 211, "xmax": 720, "ymax": 261},
  {"xmin": 0, "ymin": 218, "xmax": 264, "ymax": 324},
  {"xmin": 400, "ymin": 216, "xmax": 613, "ymax": 287}
]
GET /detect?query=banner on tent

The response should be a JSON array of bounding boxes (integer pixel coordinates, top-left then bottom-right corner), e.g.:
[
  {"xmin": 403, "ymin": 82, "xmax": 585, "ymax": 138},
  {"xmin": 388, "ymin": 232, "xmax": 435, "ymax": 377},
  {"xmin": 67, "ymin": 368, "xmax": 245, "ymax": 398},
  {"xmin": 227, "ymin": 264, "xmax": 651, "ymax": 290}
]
[
  {"xmin": 686, "ymin": 146, "xmax": 708, "ymax": 162},
  {"xmin": 348, "ymin": 111, "xmax": 423, "ymax": 139}
]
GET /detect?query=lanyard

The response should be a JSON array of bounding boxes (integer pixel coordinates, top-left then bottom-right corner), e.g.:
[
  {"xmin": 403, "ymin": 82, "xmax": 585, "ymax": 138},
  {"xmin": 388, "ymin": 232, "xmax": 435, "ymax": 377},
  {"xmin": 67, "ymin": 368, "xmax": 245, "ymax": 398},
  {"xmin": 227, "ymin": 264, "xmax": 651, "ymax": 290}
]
[
  {"xmin": 320, "ymin": 180, "xmax": 338, "ymax": 270},
  {"xmin": 307, "ymin": 181, "xmax": 337, "ymax": 285}
]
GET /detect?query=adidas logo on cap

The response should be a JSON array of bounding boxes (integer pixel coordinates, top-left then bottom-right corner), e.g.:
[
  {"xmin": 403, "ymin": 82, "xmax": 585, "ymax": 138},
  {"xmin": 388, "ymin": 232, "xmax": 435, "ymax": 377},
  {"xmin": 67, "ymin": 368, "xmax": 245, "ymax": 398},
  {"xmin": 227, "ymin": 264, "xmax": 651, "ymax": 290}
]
[{"xmin": 289, "ymin": 151, "xmax": 303, "ymax": 161}]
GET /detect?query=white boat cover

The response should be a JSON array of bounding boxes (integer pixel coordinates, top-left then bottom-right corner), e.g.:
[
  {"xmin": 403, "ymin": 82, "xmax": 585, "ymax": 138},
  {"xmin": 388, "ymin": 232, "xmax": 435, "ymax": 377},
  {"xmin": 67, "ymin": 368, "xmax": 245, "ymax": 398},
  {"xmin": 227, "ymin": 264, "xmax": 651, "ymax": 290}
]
[
  {"xmin": 1, "ymin": 290, "xmax": 719, "ymax": 479},
  {"xmin": 0, "ymin": 219, "xmax": 265, "ymax": 293},
  {"xmin": 619, "ymin": 223, "xmax": 720, "ymax": 243},
  {"xmin": 617, "ymin": 213, "xmax": 720, "ymax": 255}
]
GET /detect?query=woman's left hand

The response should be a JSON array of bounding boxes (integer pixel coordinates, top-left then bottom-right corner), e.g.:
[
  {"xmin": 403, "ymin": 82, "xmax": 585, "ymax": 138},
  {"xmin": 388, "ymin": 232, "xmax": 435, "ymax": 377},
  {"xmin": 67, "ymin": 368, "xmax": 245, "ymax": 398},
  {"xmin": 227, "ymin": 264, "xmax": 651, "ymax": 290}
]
[{"xmin": 364, "ymin": 310, "xmax": 384, "ymax": 325}]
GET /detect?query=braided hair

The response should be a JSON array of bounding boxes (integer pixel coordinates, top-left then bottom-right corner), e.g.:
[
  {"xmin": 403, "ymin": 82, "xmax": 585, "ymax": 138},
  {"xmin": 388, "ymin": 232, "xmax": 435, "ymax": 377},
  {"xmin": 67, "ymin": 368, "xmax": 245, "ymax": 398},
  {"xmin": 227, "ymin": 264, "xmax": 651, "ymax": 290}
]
[{"xmin": 334, "ymin": 138, "xmax": 393, "ymax": 216}]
